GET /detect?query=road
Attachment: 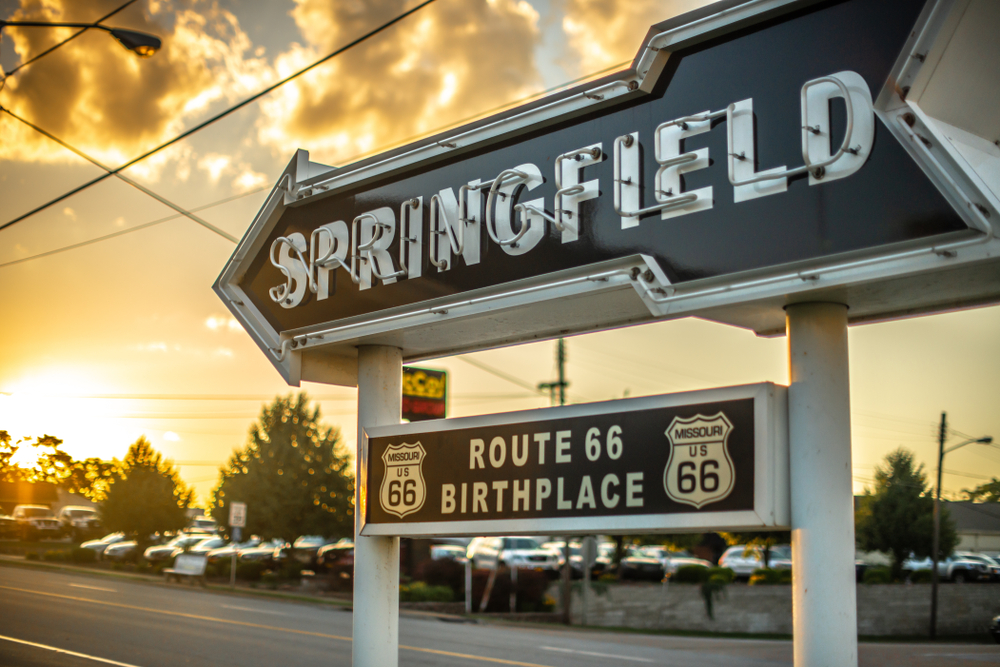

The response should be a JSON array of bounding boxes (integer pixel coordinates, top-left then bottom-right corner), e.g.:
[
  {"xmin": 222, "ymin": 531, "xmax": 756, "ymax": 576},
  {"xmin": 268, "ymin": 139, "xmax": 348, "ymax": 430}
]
[{"xmin": 0, "ymin": 566, "xmax": 997, "ymax": 666}]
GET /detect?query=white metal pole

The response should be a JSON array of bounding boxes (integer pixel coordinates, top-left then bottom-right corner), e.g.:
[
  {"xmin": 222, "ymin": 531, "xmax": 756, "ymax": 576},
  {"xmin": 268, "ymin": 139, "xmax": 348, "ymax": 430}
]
[
  {"xmin": 354, "ymin": 345, "xmax": 402, "ymax": 667},
  {"xmin": 786, "ymin": 303, "xmax": 857, "ymax": 667}
]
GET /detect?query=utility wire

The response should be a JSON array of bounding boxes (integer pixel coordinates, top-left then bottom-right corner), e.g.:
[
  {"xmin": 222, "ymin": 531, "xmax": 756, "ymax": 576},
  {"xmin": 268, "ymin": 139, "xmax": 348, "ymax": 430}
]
[
  {"xmin": 0, "ymin": 185, "xmax": 267, "ymax": 269},
  {"xmin": 1, "ymin": 0, "xmax": 138, "ymax": 78},
  {"xmin": 0, "ymin": 0, "xmax": 439, "ymax": 233},
  {"xmin": 0, "ymin": 104, "xmax": 238, "ymax": 241}
]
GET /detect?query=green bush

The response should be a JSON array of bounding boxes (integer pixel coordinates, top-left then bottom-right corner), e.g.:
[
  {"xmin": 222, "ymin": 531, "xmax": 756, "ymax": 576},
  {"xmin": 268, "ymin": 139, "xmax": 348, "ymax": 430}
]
[
  {"xmin": 278, "ymin": 561, "xmax": 303, "ymax": 582},
  {"xmin": 909, "ymin": 568, "xmax": 933, "ymax": 584},
  {"xmin": 671, "ymin": 564, "xmax": 709, "ymax": 583},
  {"xmin": 25, "ymin": 552, "xmax": 39, "ymax": 561},
  {"xmin": 70, "ymin": 547, "xmax": 97, "ymax": 564},
  {"xmin": 400, "ymin": 581, "xmax": 454, "ymax": 602},
  {"xmin": 706, "ymin": 567, "xmax": 735, "ymax": 583},
  {"xmin": 748, "ymin": 568, "xmax": 791, "ymax": 585},
  {"xmin": 261, "ymin": 571, "xmax": 279, "ymax": 589},
  {"xmin": 42, "ymin": 550, "xmax": 66, "ymax": 562},
  {"xmin": 237, "ymin": 561, "xmax": 265, "ymax": 582}
]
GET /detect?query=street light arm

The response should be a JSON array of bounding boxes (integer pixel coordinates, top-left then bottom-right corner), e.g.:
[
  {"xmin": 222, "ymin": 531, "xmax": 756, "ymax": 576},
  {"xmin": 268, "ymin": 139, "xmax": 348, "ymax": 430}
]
[
  {"xmin": 943, "ymin": 436, "xmax": 993, "ymax": 455},
  {"xmin": 0, "ymin": 21, "xmax": 160, "ymax": 57}
]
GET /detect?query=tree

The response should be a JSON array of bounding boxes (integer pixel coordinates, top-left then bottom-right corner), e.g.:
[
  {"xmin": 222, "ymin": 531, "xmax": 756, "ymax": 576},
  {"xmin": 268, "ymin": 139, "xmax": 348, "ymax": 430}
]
[
  {"xmin": 209, "ymin": 393, "xmax": 353, "ymax": 542},
  {"xmin": 0, "ymin": 431, "xmax": 117, "ymax": 499},
  {"xmin": 100, "ymin": 437, "xmax": 192, "ymax": 555},
  {"xmin": 855, "ymin": 447, "xmax": 957, "ymax": 580},
  {"xmin": 963, "ymin": 478, "xmax": 1000, "ymax": 503}
]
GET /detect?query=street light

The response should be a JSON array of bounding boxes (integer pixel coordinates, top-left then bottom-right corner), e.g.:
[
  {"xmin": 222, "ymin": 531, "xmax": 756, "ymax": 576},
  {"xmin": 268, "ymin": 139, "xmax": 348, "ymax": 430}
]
[
  {"xmin": 0, "ymin": 20, "xmax": 161, "ymax": 57},
  {"xmin": 929, "ymin": 411, "xmax": 992, "ymax": 639}
]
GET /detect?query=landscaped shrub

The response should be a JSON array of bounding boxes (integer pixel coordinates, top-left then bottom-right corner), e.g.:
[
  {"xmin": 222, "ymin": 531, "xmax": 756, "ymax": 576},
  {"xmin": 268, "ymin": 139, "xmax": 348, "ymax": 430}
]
[
  {"xmin": 416, "ymin": 558, "xmax": 465, "ymax": 599},
  {"xmin": 42, "ymin": 550, "xmax": 66, "ymax": 562},
  {"xmin": 469, "ymin": 567, "xmax": 550, "ymax": 612},
  {"xmin": 237, "ymin": 561, "xmax": 265, "ymax": 582},
  {"xmin": 862, "ymin": 566, "xmax": 892, "ymax": 584},
  {"xmin": 671, "ymin": 564, "xmax": 709, "ymax": 583},
  {"xmin": 278, "ymin": 561, "xmax": 303, "ymax": 582},
  {"xmin": 748, "ymin": 568, "xmax": 791, "ymax": 585},
  {"xmin": 706, "ymin": 567, "xmax": 735, "ymax": 583},
  {"xmin": 400, "ymin": 581, "xmax": 453, "ymax": 602},
  {"xmin": 909, "ymin": 569, "xmax": 933, "ymax": 584},
  {"xmin": 25, "ymin": 552, "xmax": 39, "ymax": 561},
  {"xmin": 70, "ymin": 547, "xmax": 97, "ymax": 564}
]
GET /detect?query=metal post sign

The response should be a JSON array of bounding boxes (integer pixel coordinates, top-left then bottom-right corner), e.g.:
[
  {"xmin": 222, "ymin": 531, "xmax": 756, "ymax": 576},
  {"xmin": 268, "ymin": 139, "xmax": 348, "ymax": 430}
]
[
  {"xmin": 402, "ymin": 366, "xmax": 447, "ymax": 421},
  {"xmin": 215, "ymin": 0, "xmax": 998, "ymax": 388},
  {"xmin": 360, "ymin": 383, "xmax": 787, "ymax": 536},
  {"xmin": 229, "ymin": 502, "xmax": 246, "ymax": 528}
]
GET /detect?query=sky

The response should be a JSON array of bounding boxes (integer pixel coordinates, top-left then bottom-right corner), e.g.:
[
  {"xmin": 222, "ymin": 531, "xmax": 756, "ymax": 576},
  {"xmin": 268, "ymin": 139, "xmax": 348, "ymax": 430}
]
[{"xmin": 0, "ymin": 0, "xmax": 997, "ymax": 509}]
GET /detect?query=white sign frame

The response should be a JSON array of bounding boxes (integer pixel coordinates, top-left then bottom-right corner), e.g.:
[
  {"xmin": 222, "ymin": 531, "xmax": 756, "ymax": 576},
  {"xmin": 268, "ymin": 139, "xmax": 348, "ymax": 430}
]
[{"xmin": 360, "ymin": 383, "xmax": 788, "ymax": 537}]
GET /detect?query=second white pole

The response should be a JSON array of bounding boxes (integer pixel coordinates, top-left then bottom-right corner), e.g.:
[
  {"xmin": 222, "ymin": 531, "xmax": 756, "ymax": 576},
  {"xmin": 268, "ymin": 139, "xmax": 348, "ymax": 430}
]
[
  {"xmin": 354, "ymin": 345, "xmax": 402, "ymax": 667},
  {"xmin": 787, "ymin": 303, "xmax": 857, "ymax": 667}
]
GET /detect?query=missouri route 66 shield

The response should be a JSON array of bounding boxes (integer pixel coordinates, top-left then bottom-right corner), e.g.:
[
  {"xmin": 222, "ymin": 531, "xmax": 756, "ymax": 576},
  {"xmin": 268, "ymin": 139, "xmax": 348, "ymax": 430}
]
[
  {"xmin": 379, "ymin": 442, "xmax": 427, "ymax": 518},
  {"xmin": 664, "ymin": 413, "xmax": 735, "ymax": 509}
]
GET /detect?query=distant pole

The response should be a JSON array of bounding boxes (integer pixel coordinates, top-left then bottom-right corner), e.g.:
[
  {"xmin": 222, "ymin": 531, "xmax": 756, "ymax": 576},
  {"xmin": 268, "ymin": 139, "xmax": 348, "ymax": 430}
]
[
  {"xmin": 930, "ymin": 411, "xmax": 946, "ymax": 639},
  {"xmin": 557, "ymin": 338, "xmax": 566, "ymax": 407}
]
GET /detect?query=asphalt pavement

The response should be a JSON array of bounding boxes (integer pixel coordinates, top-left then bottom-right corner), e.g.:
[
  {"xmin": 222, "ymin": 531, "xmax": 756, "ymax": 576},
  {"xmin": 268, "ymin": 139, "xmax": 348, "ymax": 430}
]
[{"xmin": 1, "ymin": 565, "xmax": 997, "ymax": 666}]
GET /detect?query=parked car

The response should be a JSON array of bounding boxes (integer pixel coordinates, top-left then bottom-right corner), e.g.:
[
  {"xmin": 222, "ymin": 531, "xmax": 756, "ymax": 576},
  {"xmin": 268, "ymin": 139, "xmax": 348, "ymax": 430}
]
[
  {"xmin": 904, "ymin": 553, "xmax": 992, "ymax": 583},
  {"xmin": 187, "ymin": 515, "xmax": 218, "ymax": 533},
  {"xmin": 79, "ymin": 532, "xmax": 126, "ymax": 558},
  {"xmin": 316, "ymin": 541, "xmax": 355, "ymax": 582},
  {"xmin": 12, "ymin": 505, "xmax": 62, "ymax": 541},
  {"xmin": 180, "ymin": 536, "xmax": 226, "ymax": 559},
  {"xmin": 56, "ymin": 506, "xmax": 101, "ymax": 539},
  {"xmin": 957, "ymin": 552, "xmax": 1000, "ymax": 582},
  {"xmin": 239, "ymin": 540, "xmax": 287, "ymax": 565},
  {"xmin": 0, "ymin": 513, "xmax": 18, "ymax": 539},
  {"xmin": 466, "ymin": 536, "xmax": 560, "ymax": 575},
  {"xmin": 618, "ymin": 547, "xmax": 666, "ymax": 581},
  {"xmin": 430, "ymin": 544, "xmax": 468, "ymax": 562},
  {"xmin": 103, "ymin": 540, "xmax": 139, "ymax": 562},
  {"xmin": 206, "ymin": 538, "xmax": 262, "ymax": 564},
  {"xmin": 289, "ymin": 535, "xmax": 338, "ymax": 568},
  {"xmin": 990, "ymin": 614, "xmax": 1000, "ymax": 644},
  {"xmin": 719, "ymin": 545, "xmax": 792, "ymax": 578},
  {"xmin": 144, "ymin": 533, "xmax": 214, "ymax": 563}
]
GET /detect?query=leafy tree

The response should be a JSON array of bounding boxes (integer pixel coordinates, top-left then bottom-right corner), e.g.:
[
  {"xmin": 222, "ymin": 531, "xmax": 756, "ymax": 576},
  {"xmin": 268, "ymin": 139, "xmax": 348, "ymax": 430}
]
[
  {"xmin": 100, "ymin": 437, "xmax": 192, "ymax": 555},
  {"xmin": 62, "ymin": 458, "xmax": 119, "ymax": 502},
  {"xmin": 0, "ymin": 430, "xmax": 27, "ymax": 481},
  {"xmin": 0, "ymin": 430, "xmax": 117, "ymax": 500},
  {"xmin": 209, "ymin": 393, "xmax": 353, "ymax": 542},
  {"xmin": 855, "ymin": 447, "xmax": 957, "ymax": 580},
  {"xmin": 963, "ymin": 478, "xmax": 1000, "ymax": 503}
]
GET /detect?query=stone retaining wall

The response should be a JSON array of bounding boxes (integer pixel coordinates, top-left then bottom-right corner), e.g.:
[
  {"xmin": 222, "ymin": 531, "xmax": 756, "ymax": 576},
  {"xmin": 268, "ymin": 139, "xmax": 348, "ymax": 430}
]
[{"xmin": 554, "ymin": 582, "xmax": 999, "ymax": 636}]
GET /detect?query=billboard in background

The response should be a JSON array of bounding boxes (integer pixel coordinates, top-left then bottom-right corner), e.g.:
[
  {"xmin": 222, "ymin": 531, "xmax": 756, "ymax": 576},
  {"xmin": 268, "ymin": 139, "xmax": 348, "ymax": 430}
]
[{"xmin": 402, "ymin": 366, "xmax": 447, "ymax": 422}]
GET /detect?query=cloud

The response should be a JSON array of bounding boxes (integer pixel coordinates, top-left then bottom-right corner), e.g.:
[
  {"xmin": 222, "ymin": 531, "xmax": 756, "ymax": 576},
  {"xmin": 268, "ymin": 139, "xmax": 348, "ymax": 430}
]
[
  {"xmin": 163, "ymin": 431, "xmax": 181, "ymax": 441},
  {"xmin": 0, "ymin": 0, "xmax": 272, "ymax": 168},
  {"xmin": 255, "ymin": 0, "xmax": 543, "ymax": 164},
  {"xmin": 205, "ymin": 314, "xmax": 242, "ymax": 333},
  {"xmin": 560, "ymin": 0, "xmax": 717, "ymax": 76}
]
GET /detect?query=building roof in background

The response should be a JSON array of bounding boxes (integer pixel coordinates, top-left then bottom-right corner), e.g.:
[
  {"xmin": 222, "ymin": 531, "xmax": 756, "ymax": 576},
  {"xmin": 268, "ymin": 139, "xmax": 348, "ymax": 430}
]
[{"xmin": 943, "ymin": 501, "xmax": 1000, "ymax": 534}]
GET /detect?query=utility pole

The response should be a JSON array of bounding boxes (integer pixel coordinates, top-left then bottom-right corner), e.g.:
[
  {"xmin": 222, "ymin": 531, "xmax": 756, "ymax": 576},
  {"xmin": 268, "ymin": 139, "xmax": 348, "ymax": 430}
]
[
  {"xmin": 930, "ymin": 411, "xmax": 945, "ymax": 640},
  {"xmin": 538, "ymin": 338, "xmax": 571, "ymax": 624}
]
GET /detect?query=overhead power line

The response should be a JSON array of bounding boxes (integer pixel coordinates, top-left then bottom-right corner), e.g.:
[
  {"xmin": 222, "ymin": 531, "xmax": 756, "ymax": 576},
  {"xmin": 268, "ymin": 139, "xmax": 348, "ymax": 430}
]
[
  {"xmin": 0, "ymin": 185, "xmax": 267, "ymax": 270},
  {"xmin": 0, "ymin": 0, "xmax": 439, "ymax": 233},
  {"xmin": 0, "ymin": 104, "xmax": 238, "ymax": 241},
  {"xmin": 2, "ymin": 0, "xmax": 138, "ymax": 78}
]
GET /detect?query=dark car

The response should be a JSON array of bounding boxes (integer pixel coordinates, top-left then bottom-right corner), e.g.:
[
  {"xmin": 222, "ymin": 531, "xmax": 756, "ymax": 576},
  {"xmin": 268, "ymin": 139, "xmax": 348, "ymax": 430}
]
[
  {"xmin": 12, "ymin": 505, "xmax": 62, "ymax": 541},
  {"xmin": 144, "ymin": 533, "xmax": 213, "ymax": 563},
  {"xmin": 0, "ymin": 513, "xmax": 18, "ymax": 539},
  {"xmin": 316, "ymin": 541, "xmax": 354, "ymax": 583},
  {"xmin": 289, "ymin": 535, "xmax": 337, "ymax": 568},
  {"xmin": 618, "ymin": 547, "xmax": 666, "ymax": 581},
  {"xmin": 990, "ymin": 615, "xmax": 1000, "ymax": 644},
  {"xmin": 207, "ymin": 538, "xmax": 262, "ymax": 564},
  {"xmin": 103, "ymin": 540, "xmax": 139, "ymax": 562},
  {"xmin": 56, "ymin": 506, "xmax": 101, "ymax": 540},
  {"xmin": 239, "ymin": 540, "xmax": 287, "ymax": 566}
]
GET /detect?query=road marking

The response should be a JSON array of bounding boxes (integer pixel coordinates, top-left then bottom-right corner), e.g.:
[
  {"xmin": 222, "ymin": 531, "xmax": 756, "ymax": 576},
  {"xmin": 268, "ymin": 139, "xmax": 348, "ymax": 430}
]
[
  {"xmin": 541, "ymin": 646, "xmax": 654, "ymax": 663},
  {"xmin": 0, "ymin": 634, "xmax": 141, "ymax": 667},
  {"xmin": 69, "ymin": 583, "xmax": 117, "ymax": 593},
  {"xmin": 0, "ymin": 585, "xmax": 552, "ymax": 667},
  {"xmin": 220, "ymin": 603, "xmax": 288, "ymax": 616}
]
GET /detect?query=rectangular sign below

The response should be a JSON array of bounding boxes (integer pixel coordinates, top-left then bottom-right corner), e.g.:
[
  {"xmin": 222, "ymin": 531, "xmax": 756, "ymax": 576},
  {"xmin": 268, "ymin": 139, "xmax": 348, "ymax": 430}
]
[
  {"xmin": 402, "ymin": 366, "xmax": 447, "ymax": 422},
  {"xmin": 361, "ymin": 383, "xmax": 788, "ymax": 537}
]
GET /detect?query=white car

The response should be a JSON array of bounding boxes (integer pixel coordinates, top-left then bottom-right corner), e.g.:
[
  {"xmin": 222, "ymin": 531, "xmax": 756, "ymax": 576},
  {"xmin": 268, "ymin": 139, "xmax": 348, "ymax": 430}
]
[
  {"xmin": 466, "ymin": 536, "xmax": 560, "ymax": 573},
  {"xmin": 719, "ymin": 544, "xmax": 792, "ymax": 577}
]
